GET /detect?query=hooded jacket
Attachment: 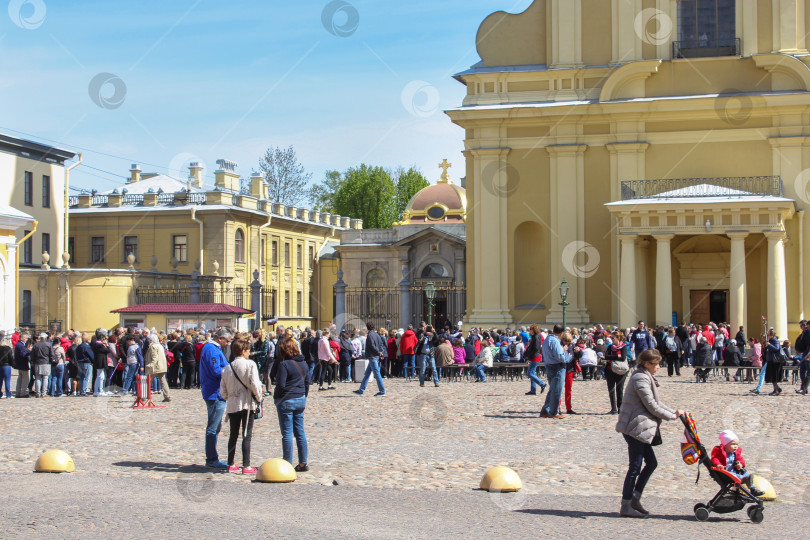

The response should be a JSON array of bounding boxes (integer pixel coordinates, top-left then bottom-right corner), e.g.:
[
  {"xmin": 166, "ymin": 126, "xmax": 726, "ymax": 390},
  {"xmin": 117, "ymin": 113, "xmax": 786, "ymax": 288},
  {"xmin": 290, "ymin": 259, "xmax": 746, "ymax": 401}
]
[{"xmin": 399, "ymin": 329, "xmax": 418, "ymax": 355}]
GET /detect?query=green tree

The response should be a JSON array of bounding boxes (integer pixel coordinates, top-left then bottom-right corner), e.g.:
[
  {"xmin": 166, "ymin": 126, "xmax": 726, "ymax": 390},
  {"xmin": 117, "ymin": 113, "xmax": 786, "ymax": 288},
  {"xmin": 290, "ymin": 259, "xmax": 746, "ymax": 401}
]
[
  {"xmin": 333, "ymin": 164, "xmax": 396, "ymax": 229},
  {"xmin": 307, "ymin": 170, "xmax": 344, "ymax": 212},
  {"xmin": 393, "ymin": 166, "xmax": 429, "ymax": 220},
  {"xmin": 254, "ymin": 145, "xmax": 311, "ymax": 206}
]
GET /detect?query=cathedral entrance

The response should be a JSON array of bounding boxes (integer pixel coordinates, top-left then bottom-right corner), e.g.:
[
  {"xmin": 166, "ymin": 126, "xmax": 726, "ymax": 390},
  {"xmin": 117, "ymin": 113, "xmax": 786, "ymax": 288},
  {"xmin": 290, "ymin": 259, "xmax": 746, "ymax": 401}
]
[{"xmin": 689, "ymin": 289, "xmax": 728, "ymax": 324}]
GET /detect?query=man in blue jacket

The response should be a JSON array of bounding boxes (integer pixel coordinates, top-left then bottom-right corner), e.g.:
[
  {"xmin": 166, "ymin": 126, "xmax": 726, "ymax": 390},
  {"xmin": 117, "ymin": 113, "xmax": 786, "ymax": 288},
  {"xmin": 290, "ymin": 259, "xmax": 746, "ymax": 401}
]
[
  {"xmin": 540, "ymin": 324, "xmax": 571, "ymax": 419},
  {"xmin": 199, "ymin": 328, "xmax": 231, "ymax": 469}
]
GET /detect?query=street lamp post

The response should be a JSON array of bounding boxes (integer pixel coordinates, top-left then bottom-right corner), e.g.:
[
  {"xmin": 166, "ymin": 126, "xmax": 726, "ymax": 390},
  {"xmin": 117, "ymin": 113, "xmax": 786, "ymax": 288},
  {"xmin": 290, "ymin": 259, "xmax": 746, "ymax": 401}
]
[
  {"xmin": 425, "ymin": 281, "xmax": 436, "ymax": 327},
  {"xmin": 559, "ymin": 279, "xmax": 570, "ymax": 329}
]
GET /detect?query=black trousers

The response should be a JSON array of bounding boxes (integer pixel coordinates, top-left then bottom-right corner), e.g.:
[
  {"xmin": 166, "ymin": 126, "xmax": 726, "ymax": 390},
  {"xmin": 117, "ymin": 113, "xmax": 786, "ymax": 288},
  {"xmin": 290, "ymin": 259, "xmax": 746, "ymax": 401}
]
[
  {"xmin": 605, "ymin": 370, "xmax": 627, "ymax": 412},
  {"xmin": 182, "ymin": 362, "xmax": 196, "ymax": 389},
  {"xmin": 227, "ymin": 410, "xmax": 254, "ymax": 467},
  {"xmin": 666, "ymin": 354, "xmax": 680, "ymax": 376},
  {"xmin": 167, "ymin": 360, "xmax": 181, "ymax": 388},
  {"xmin": 318, "ymin": 361, "xmax": 335, "ymax": 387}
]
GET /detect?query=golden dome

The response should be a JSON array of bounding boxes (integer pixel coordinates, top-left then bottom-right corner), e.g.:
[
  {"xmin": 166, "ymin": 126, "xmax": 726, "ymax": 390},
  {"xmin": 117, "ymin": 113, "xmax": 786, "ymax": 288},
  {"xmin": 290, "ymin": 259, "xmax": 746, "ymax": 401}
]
[{"xmin": 398, "ymin": 159, "xmax": 467, "ymax": 225}]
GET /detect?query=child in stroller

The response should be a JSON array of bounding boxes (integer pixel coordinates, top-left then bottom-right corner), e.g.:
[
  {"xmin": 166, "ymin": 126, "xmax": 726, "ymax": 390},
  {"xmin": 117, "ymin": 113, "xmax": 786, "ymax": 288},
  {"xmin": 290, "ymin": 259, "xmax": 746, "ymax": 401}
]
[
  {"xmin": 680, "ymin": 414, "xmax": 767, "ymax": 523},
  {"xmin": 710, "ymin": 430, "xmax": 765, "ymax": 497}
]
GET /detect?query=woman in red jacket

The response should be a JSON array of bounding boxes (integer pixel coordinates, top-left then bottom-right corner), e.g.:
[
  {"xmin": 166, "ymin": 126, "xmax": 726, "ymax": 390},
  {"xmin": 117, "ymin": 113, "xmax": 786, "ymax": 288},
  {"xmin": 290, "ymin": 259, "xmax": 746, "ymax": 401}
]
[{"xmin": 399, "ymin": 325, "xmax": 418, "ymax": 378}]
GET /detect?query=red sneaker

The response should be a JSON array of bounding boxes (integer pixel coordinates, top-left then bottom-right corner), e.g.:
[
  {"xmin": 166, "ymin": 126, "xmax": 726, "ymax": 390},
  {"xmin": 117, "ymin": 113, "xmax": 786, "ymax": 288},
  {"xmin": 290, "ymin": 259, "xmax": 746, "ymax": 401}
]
[
  {"xmin": 242, "ymin": 467, "xmax": 257, "ymax": 475},
  {"xmin": 227, "ymin": 465, "xmax": 241, "ymax": 473}
]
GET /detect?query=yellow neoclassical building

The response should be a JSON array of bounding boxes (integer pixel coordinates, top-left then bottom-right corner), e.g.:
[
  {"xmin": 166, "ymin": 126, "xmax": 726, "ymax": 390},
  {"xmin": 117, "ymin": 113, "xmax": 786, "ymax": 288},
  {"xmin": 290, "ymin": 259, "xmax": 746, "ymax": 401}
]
[
  {"xmin": 448, "ymin": 0, "xmax": 810, "ymax": 339},
  {"xmin": 20, "ymin": 159, "xmax": 359, "ymax": 333}
]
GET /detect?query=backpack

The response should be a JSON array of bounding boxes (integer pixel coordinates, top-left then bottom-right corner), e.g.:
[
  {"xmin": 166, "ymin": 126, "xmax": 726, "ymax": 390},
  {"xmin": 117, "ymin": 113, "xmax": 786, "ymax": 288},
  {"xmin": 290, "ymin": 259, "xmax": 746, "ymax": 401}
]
[
  {"xmin": 665, "ymin": 335, "xmax": 677, "ymax": 352},
  {"xmin": 507, "ymin": 342, "xmax": 517, "ymax": 358}
]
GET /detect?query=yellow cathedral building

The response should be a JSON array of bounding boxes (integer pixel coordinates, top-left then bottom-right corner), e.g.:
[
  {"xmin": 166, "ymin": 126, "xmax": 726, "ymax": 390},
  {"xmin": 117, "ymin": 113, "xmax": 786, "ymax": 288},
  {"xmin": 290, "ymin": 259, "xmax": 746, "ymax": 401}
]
[{"xmin": 449, "ymin": 0, "xmax": 810, "ymax": 340}]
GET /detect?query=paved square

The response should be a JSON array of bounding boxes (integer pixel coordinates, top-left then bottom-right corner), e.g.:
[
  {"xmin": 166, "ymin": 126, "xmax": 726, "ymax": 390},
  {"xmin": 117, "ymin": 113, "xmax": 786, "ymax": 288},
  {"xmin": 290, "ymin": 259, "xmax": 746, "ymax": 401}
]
[{"xmin": 1, "ymin": 373, "xmax": 806, "ymax": 537}]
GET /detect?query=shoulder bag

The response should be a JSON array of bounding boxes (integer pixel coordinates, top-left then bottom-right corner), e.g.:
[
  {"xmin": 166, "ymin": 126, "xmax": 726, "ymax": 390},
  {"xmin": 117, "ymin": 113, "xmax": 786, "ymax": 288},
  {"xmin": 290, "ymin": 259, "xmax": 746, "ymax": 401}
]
[{"xmin": 232, "ymin": 363, "xmax": 263, "ymax": 420}]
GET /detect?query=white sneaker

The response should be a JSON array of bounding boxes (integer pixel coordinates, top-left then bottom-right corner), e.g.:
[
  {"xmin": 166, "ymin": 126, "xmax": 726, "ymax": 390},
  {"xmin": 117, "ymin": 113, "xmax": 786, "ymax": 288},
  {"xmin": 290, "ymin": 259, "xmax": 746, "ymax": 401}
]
[{"xmin": 8, "ymin": 395, "xmax": 14, "ymax": 399}]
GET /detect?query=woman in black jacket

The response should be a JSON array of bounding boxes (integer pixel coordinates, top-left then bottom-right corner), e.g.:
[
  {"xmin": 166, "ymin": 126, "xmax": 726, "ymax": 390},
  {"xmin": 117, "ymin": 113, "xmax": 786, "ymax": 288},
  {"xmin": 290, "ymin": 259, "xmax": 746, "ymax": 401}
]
[
  {"xmin": 764, "ymin": 334, "xmax": 784, "ymax": 395},
  {"xmin": 338, "ymin": 331, "xmax": 354, "ymax": 383},
  {"xmin": 275, "ymin": 339, "xmax": 310, "ymax": 472},
  {"xmin": 693, "ymin": 337, "xmax": 714, "ymax": 383},
  {"xmin": 722, "ymin": 339, "xmax": 742, "ymax": 381}
]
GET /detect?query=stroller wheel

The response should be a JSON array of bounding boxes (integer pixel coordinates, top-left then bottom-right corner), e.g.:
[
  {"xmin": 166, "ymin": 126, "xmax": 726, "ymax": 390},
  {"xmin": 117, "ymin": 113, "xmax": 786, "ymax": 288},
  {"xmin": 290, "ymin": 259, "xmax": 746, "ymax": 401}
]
[
  {"xmin": 747, "ymin": 505, "xmax": 764, "ymax": 524},
  {"xmin": 694, "ymin": 503, "xmax": 710, "ymax": 522}
]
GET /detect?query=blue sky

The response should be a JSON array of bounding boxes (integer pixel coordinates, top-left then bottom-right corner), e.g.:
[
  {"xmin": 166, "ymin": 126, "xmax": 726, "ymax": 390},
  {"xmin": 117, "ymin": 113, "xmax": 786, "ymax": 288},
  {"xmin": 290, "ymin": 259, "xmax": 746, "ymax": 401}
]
[{"xmin": 0, "ymin": 0, "xmax": 534, "ymax": 194}]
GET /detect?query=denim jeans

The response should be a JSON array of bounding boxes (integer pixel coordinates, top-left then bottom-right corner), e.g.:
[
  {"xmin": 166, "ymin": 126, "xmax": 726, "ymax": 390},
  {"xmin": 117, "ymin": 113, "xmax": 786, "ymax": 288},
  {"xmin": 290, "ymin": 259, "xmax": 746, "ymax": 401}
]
[
  {"xmin": 78, "ymin": 363, "xmax": 92, "ymax": 394},
  {"xmin": 94, "ymin": 368, "xmax": 106, "ymax": 395},
  {"xmin": 307, "ymin": 361, "xmax": 316, "ymax": 382},
  {"xmin": 122, "ymin": 363, "xmax": 139, "ymax": 394},
  {"xmin": 205, "ymin": 398, "xmax": 227, "ymax": 465},
  {"xmin": 474, "ymin": 364, "xmax": 487, "ymax": 381},
  {"xmin": 49, "ymin": 364, "xmax": 64, "ymax": 396},
  {"xmin": 527, "ymin": 362, "xmax": 546, "ymax": 392},
  {"xmin": 754, "ymin": 362, "xmax": 768, "ymax": 392},
  {"xmin": 622, "ymin": 434, "xmax": 658, "ymax": 500},
  {"xmin": 401, "ymin": 354, "xmax": 416, "ymax": 378},
  {"xmin": 0, "ymin": 365, "xmax": 11, "ymax": 397},
  {"xmin": 417, "ymin": 354, "xmax": 439, "ymax": 384},
  {"xmin": 276, "ymin": 396, "xmax": 308, "ymax": 465},
  {"xmin": 358, "ymin": 358, "xmax": 385, "ymax": 394},
  {"xmin": 541, "ymin": 363, "xmax": 566, "ymax": 416}
]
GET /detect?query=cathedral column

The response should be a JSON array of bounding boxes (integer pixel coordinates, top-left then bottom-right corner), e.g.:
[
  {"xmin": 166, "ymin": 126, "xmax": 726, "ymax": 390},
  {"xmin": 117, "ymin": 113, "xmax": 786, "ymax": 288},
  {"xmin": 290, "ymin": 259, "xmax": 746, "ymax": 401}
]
[
  {"xmin": 653, "ymin": 234, "xmax": 674, "ymax": 327},
  {"xmin": 546, "ymin": 144, "xmax": 590, "ymax": 324},
  {"xmin": 467, "ymin": 148, "xmax": 512, "ymax": 326},
  {"xmin": 727, "ymin": 232, "xmax": 749, "ymax": 335},
  {"xmin": 619, "ymin": 235, "xmax": 637, "ymax": 329},
  {"xmin": 766, "ymin": 231, "xmax": 789, "ymax": 340}
]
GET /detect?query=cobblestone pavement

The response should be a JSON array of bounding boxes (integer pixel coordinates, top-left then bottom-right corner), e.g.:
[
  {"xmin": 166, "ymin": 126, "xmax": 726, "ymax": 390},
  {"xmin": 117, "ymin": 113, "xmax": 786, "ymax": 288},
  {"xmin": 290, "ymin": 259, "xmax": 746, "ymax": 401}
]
[{"xmin": 0, "ymin": 371, "xmax": 807, "ymax": 537}]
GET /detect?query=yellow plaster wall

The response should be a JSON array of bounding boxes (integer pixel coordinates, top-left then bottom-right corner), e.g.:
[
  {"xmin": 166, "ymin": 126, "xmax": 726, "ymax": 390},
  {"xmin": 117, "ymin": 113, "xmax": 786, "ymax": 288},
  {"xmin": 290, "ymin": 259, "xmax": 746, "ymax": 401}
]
[
  {"xmin": 581, "ymin": 0, "xmax": 611, "ymax": 67},
  {"xmin": 476, "ymin": 0, "xmax": 546, "ymax": 67}
]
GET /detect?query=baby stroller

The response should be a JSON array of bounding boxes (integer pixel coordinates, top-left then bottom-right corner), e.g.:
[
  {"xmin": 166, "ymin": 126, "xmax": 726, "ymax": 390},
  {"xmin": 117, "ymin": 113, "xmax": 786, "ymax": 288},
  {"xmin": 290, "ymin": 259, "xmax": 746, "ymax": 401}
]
[{"xmin": 679, "ymin": 413, "xmax": 765, "ymax": 523}]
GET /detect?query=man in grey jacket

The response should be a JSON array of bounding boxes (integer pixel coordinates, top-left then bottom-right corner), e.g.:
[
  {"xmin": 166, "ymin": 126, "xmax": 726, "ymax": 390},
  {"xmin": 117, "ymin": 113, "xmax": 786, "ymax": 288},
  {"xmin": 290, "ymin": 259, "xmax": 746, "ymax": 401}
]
[{"xmin": 353, "ymin": 322, "xmax": 386, "ymax": 397}]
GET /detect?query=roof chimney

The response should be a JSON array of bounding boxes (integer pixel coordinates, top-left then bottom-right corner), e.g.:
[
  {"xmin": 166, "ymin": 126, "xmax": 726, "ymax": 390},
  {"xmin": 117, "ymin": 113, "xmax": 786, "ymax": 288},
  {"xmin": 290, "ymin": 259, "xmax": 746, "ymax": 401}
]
[
  {"xmin": 214, "ymin": 159, "xmax": 239, "ymax": 192},
  {"xmin": 188, "ymin": 162, "xmax": 203, "ymax": 189},
  {"xmin": 129, "ymin": 164, "xmax": 141, "ymax": 183},
  {"xmin": 250, "ymin": 173, "xmax": 267, "ymax": 199}
]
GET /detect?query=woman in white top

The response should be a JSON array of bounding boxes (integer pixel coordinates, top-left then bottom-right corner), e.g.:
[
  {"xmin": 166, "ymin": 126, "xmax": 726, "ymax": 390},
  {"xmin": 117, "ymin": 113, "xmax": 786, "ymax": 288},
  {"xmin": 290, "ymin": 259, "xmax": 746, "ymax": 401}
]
[{"xmin": 220, "ymin": 338, "xmax": 262, "ymax": 474}]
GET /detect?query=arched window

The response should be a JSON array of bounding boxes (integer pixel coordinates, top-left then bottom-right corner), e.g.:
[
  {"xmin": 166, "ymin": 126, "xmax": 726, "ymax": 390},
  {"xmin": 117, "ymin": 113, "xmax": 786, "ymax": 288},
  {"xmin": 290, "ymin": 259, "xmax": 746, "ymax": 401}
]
[
  {"xmin": 421, "ymin": 263, "xmax": 449, "ymax": 279},
  {"xmin": 235, "ymin": 229, "xmax": 245, "ymax": 263},
  {"xmin": 366, "ymin": 268, "xmax": 386, "ymax": 288}
]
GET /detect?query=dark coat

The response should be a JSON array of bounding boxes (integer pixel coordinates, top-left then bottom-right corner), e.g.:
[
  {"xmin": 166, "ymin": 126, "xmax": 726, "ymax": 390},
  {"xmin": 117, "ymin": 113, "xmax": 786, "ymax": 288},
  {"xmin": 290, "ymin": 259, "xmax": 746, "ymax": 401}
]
[
  {"xmin": 90, "ymin": 340, "xmax": 110, "ymax": 370},
  {"xmin": 30, "ymin": 340, "xmax": 55, "ymax": 366},
  {"xmin": 14, "ymin": 340, "xmax": 30, "ymax": 370},
  {"xmin": 764, "ymin": 338, "xmax": 784, "ymax": 383},
  {"xmin": 722, "ymin": 343, "xmax": 742, "ymax": 366},
  {"xmin": 524, "ymin": 333, "xmax": 543, "ymax": 360},
  {"xmin": 694, "ymin": 342, "xmax": 714, "ymax": 368}
]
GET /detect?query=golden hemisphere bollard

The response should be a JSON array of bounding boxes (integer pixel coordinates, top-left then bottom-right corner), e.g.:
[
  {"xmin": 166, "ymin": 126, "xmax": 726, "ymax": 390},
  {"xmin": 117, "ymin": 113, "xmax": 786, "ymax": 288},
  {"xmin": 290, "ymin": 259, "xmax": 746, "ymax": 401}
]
[
  {"xmin": 255, "ymin": 458, "xmax": 297, "ymax": 483},
  {"xmin": 480, "ymin": 466, "xmax": 522, "ymax": 492},
  {"xmin": 34, "ymin": 449, "xmax": 75, "ymax": 473}
]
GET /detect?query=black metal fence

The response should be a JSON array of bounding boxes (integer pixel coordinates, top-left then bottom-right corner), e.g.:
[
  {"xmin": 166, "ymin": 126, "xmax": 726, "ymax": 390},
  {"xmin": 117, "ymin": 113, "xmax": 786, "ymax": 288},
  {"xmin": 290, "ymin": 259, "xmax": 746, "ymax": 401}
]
[
  {"xmin": 135, "ymin": 286, "xmax": 276, "ymax": 316},
  {"xmin": 410, "ymin": 284, "xmax": 466, "ymax": 330},
  {"xmin": 620, "ymin": 176, "xmax": 782, "ymax": 200},
  {"xmin": 673, "ymin": 38, "xmax": 740, "ymax": 59},
  {"xmin": 344, "ymin": 287, "xmax": 400, "ymax": 330}
]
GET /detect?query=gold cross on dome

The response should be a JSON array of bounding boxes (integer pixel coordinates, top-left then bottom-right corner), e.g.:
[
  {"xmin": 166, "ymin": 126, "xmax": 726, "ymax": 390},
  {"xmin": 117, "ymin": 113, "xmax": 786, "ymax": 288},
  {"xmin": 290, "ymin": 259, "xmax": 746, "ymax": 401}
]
[{"xmin": 438, "ymin": 159, "xmax": 452, "ymax": 182}]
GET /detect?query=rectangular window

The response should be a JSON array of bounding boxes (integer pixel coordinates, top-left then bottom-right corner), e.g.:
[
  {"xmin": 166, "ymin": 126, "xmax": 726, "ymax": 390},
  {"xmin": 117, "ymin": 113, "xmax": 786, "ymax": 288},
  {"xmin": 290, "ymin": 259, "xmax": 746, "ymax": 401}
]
[
  {"xmin": 284, "ymin": 290, "xmax": 290, "ymax": 316},
  {"xmin": 23, "ymin": 230, "xmax": 32, "ymax": 264},
  {"xmin": 296, "ymin": 244, "xmax": 303, "ymax": 269},
  {"xmin": 91, "ymin": 236, "xmax": 105, "ymax": 263},
  {"xmin": 296, "ymin": 291, "xmax": 302, "ymax": 316},
  {"xmin": 284, "ymin": 242, "xmax": 291, "ymax": 268},
  {"xmin": 675, "ymin": 0, "xmax": 737, "ymax": 58},
  {"xmin": 272, "ymin": 241, "xmax": 278, "ymax": 266},
  {"xmin": 123, "ymin": 236, "xmax": 138, "ymax": 262},
  {"xmin": 308, "ymin": 246, "xmax": 315, "ymax": 270},
  {"xmin": 173, "ymin": 235, "xmax": 188, "ymax": 263},
  {"xmin": 22, "ymin": 290, "xmax": 32, "ymax": 324},
  {"xmin": 42, "ymin": 233, "xmax": 50, "ymax": 256},
  {"xmin": 261, "ymin": 238, "xmax": 266, "ymax": 266},
  {"xmin": 68, "ymin": 237, "xmax": 75, "ymax": 264},
  {"xmin": 42, "ymin": 175, "xmax": 51, "ymax": 208},
  {"xmin": 24, "ymin": 172, "xmax": 33, "ymax": 206}
]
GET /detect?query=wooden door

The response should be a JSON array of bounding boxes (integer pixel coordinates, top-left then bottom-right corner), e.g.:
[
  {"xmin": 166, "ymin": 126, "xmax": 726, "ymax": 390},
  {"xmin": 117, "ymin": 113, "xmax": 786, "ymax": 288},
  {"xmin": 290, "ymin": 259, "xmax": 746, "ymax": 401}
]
[{"xmin": 689, "ymin": 290, "xmax": 711, "ymax": 325}]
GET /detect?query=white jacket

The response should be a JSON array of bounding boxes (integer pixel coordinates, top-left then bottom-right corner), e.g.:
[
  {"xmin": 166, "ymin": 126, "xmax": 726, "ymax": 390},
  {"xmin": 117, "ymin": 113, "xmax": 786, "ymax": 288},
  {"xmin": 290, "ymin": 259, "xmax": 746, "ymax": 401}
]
[
  {"xmin": 475, "ymin": 347, "xmax": 493, "ymax": 368},
  {"xmin": 220, "ymin": 357, "xmax": 262, "ymax": 414}
]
